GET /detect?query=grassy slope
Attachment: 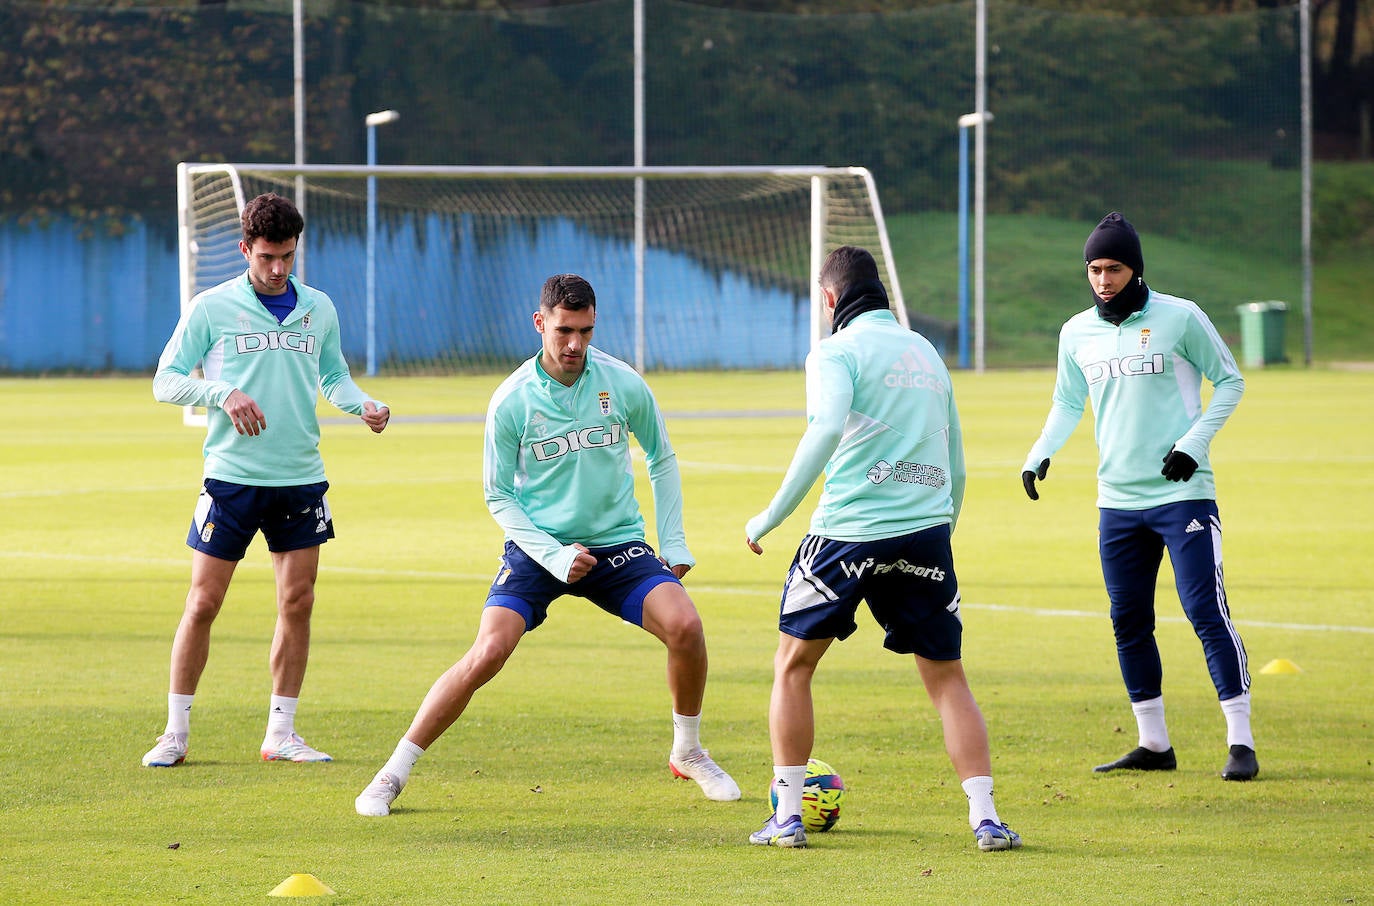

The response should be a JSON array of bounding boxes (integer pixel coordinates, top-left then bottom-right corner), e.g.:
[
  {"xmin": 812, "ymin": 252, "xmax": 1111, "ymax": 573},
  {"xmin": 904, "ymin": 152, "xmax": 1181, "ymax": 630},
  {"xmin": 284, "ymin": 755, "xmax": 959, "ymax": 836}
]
[{"xmin": 884, "ymin": 161, "xmax": 1374, "ymax": 367}]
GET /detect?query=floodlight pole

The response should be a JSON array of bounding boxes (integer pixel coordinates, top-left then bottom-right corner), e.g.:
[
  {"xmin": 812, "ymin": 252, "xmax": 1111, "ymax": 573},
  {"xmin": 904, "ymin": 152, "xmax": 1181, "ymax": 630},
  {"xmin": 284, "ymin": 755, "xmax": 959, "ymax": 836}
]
[
  {"xmin": 292, "ymin": 0, "xmax": 308, "ymax": 280},
  {"xmin": 957, "ymin": 111, "xmax": 992, "ymax": 371},
  {"xmin": 1300, "ymin": 0, "xmax": 1312, "ymax": 366},
  {"xmin": 365, "ymin": 109, "xmax": 400, "ymax": 377},
  {"xmin": 633, "ymin": 0, "xmax": 647, "ymax": 372},
  {"xmin": 973, "ymin": 0, "xmax": 988, "ymax": 374}
]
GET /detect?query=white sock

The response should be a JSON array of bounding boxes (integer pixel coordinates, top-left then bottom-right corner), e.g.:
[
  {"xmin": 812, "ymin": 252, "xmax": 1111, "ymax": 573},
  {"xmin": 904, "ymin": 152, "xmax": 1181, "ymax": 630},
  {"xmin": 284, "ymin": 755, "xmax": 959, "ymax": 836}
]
[
  {"xmin": 1132, "ymin": 696, "xmax": 1171, "ymax": 752},
  {"xmin": 1220, "ymin": 693, "xmax": 1254, "ymax": 748},
  {"xmin": 266, "ymin": 694, "xmax": 298, "ymax": 740},
  {"xmin": 166, "ymin": 693, "xmax": 194, "ymax": 737},
  {"xmin": 382, "ymin": 738, "xmax": 426, "ymax": 786},
  {"xmin": 773, "ymin": 764, "xmax": 807, "ymax": 821},
  {"xmin": 671, "ymin": 712, "xmax": 702, "ymax": 758},
  {"xmin": 961, "ymin": 775, "xmax": 1000, "ymax": 830}
]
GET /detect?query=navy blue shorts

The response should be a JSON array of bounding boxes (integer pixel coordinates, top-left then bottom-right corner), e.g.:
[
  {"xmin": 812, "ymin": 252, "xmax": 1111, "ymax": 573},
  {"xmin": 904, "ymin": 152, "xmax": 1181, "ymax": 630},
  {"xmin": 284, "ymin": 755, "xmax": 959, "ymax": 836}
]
[
  {"xmin": 486, "ymin": 539, "xmax": 682, "ymax": 632},
  {"xmin": 187, "ymin": 478, "xmax": 334, "ymax": 561},
  {"xmin": 776, "ymin": 525, "xmax": 962, "ymax": 659}
]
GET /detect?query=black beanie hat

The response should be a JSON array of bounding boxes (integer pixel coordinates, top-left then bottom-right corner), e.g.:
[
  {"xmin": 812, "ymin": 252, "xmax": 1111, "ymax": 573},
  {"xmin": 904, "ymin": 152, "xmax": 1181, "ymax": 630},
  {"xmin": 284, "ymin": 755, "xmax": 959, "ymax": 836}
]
[{"xmin": 1083, "ymin": 212, "xmax": 1144, "ymax": 277}]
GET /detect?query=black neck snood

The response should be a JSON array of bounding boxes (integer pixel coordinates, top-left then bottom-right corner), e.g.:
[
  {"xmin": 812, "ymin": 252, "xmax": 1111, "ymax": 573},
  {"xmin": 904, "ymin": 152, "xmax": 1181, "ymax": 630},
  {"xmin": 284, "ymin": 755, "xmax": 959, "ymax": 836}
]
[
  {"xmin": 1093, "ymin": 276, "xmax": 1149, "ymax": 325},
  {"xmin": 832, "ymin": 279, "xmax": 890, "ymax": 332}
]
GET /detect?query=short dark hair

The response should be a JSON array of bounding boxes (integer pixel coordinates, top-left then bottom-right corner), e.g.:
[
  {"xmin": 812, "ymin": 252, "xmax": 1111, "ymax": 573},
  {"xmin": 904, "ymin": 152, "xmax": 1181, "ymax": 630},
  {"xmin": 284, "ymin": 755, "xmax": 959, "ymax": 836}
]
[
  {"xmin": 241, "ymin": 193, "xmax": 304, "ymax": 246},
  {"xmin": 540, "ymin": 273, "xmax": 596, "ymax": 312},
  {"xmin": 819, "ymin": 245, "xmax": 881, "ymax": 293}
]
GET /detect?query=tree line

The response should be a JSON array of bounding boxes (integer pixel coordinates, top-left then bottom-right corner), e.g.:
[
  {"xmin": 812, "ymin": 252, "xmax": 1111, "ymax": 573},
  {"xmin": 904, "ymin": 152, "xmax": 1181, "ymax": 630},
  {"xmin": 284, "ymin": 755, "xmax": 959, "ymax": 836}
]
[{"xmin": 0, "ymin": 0, "xmax": 1362, "ymax": 238}]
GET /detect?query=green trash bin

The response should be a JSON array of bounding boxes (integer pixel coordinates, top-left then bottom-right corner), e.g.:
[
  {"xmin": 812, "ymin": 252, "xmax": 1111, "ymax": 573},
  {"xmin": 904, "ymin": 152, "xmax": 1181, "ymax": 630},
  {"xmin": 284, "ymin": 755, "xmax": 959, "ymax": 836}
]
[{"xmin": 1235, "ymin": 301, "xmax": 1288, "ymax": 368}]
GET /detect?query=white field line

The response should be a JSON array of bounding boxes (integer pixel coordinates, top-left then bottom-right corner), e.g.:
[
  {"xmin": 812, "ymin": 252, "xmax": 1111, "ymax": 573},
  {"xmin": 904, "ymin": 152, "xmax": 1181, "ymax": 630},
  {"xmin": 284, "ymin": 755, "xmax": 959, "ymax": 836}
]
[{"xmin": 1, "ymin": 549, "xmax": 1369, "ymax": 635}]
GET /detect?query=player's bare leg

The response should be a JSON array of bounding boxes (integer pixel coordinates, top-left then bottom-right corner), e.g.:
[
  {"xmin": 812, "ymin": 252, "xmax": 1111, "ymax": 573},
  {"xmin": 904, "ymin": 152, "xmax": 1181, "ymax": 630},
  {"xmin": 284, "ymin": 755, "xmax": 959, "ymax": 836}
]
[
  {"xmin": 169, "ymin": 551, "xmax": 237, "ymax": 695},
  {"xmin": 750, "ymin": 633, "xmax": 830, "ymax": 847},
  {"xmin": 267, "ymin": 546, "xmax": 319, "ymax": 698},
  {"xmin": 641, "ymin": 583, "xmax": 708, "ymax": 715},
  {"xmin": 406, "ymin": 605, "xmax": 526, "ymax": 749},
  {"xmin": 356, "ymin": 605, "xmax": 526, "ymax": 816},
  {"xmin": 914, "ymin": 655, "xmax": 991, "ymax": 779},
  {"xmin": 915, "ymin": 655, "xmax": 1020, "ymax": 851},
  {"xmin": 260, "ymin": 546, "xmax": 332, "ymax": 762},
  {"xmin": 769, "ymin": 634, "xmax": 832, "ymax": 766},
  {"xmin": 142, "ymin": 552, "xmax": 235, "ymax": 767},
  {"xmin": 644, "ymin": 584, "xmax": 740, "ymax": 801}
]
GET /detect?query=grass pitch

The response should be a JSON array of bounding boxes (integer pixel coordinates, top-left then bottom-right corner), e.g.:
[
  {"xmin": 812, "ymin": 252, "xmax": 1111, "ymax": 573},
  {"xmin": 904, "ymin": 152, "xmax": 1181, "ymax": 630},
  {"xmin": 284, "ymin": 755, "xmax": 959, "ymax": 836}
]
[{"xmin": 1, "ymin": 368, "xmax": 1371, "ymax": 904}]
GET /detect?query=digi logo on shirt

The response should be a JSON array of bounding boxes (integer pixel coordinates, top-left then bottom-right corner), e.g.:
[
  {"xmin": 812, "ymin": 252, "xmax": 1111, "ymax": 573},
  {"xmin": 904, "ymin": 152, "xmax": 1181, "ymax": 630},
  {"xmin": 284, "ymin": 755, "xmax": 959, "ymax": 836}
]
[
  {"xmin": 234, "ymin": 331, "xmax": 317, "ymax": 356},
  {"xmin": 1082, "ymin": 353, "xmax": 1165, "ymax": 385},
  {"xmin": 529, "ymin": 423, "xmax": 624, "ymax": 461}
]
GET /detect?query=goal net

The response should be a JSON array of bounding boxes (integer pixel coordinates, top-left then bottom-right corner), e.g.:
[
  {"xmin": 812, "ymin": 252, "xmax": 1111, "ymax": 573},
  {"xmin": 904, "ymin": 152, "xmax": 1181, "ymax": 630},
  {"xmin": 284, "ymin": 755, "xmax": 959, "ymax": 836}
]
[{"xmin": 177, "ymin": 163, "xmax": 906, "ymax": 380}]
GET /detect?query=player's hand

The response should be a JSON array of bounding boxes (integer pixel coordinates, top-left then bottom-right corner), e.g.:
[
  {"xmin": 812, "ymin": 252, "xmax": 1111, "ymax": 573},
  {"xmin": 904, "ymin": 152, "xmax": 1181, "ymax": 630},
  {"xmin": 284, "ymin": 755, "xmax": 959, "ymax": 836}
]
[
  {"xmin": 362, "ymin": 401, "xmax": 390, "ymax": 434},
  {"xmin": 746, "ymin": 536, "xmax": 763, "ymax": 555},
  {"xmin": 665, "ymin": 560, "xmax": 692, "ymax": 580},
  {"xmin": 1022, "ymin": 458, "xmax": 1050, "ymax": 500},
  {"xmin": 222, "ymin": 388, "xmax": 267, "ymax": 436},
  {"xmin": 566, "ymin": 543, "xmax": 597, "ymax": 583},
  {"xmin": 1161, "ymin": 447, "xmax": 1198, "ymax": 482}
]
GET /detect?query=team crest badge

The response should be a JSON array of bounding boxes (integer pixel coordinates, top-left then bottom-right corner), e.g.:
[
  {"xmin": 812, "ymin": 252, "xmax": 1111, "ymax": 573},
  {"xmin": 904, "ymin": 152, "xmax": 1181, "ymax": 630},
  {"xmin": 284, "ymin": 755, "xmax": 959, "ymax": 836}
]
[
  {"xmin": 599, "ymin": 391, "xmax": 611, "ymax": 415},
  {"xmin": 1139, "ymin": 328, "xmax": 1151, "ymax": 350},
  {"xmin": 302, "ymin": 314, "xmax": 311, "ymax": 329}
]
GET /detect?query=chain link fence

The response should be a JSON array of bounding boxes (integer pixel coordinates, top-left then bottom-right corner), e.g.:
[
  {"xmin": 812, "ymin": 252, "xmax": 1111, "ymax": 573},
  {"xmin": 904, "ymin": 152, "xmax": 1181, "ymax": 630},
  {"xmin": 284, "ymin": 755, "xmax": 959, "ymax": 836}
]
[{"xmin": 0, "ymin": 0, "xmax": 1301, "ymax": 370}]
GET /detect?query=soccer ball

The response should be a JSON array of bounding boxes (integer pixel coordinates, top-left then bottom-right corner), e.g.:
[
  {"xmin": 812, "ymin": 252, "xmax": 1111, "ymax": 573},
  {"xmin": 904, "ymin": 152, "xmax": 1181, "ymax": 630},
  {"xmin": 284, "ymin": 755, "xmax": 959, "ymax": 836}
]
[{"xmin": 770, "ymin": 757, "xmax": 846, "ymax": 832}]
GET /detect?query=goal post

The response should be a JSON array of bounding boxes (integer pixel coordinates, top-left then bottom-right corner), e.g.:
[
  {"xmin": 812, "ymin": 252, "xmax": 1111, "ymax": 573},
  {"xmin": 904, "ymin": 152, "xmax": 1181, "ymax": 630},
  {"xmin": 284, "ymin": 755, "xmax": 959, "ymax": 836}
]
[
  {"xmin": 175, "ymin": 164, "xmax": 251, "ymax": 425},
  {"xmin": 176, "ymin": 163, "xmax": 907, "ymax": 398}
]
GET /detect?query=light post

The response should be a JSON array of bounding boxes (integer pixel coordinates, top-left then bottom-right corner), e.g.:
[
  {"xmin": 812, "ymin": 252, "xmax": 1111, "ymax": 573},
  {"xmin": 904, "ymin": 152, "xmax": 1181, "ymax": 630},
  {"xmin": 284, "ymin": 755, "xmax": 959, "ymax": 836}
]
[
  {"xmin": 365, "ymin": 109, "xmax": 400, "ymax": 376},
  {"xmin": 957, "ymin": 111, "xmax": 991, "ymax": 371}
]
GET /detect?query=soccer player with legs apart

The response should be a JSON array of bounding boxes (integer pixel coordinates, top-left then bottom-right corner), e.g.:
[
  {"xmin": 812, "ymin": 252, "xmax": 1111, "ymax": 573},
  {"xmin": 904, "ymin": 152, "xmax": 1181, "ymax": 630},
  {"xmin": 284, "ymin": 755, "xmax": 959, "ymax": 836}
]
[
  {"xmin": 1021, "ymin": 212, "xmax": 1256, "ymax": 781},
  {"xmin": 143, "ymin": 192, "xmax": 391, "ymax": 768},
  {"xmin": 744, "ymin": 246, "xmax": 1020, "ymax": 851},
  {"xmin": 355, "ymin": 273, "xmax": 739, "ymax": 816}
]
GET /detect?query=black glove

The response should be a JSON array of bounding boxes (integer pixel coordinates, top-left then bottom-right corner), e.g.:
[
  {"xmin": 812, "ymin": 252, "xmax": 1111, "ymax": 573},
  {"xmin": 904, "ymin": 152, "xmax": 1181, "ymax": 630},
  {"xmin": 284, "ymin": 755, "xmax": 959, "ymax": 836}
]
[
  {"xmin": 1161, "ymin": 448, "xmax": 1198, "ymax": 482},
  {"xmin": 1022, "ymin": 458, "xmax": 1050, "ymax": 500}
]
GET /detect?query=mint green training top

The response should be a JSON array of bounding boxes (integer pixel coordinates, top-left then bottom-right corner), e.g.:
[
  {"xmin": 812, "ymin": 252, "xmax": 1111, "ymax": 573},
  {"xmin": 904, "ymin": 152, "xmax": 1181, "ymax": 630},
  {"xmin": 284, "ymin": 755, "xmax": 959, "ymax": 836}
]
[
  {"xmin": 484, "ymin": 346, "xmax": 692, "ymax": 583},
  {"xmin": 1023, "ymin": 289, "xmax": 1244, "ymax": 509},
  {"xmin": 746, "ymin": 309, "xmax": 965, "ymax": 544},
  {"xmin": 153, "ymin": 272, "xmax": 384, "ymax": 486}
]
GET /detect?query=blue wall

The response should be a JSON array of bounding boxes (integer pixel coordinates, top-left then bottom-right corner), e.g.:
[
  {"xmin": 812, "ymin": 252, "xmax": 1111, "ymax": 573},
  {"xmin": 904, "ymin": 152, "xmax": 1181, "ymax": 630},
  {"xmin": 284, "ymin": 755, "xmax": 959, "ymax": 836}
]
[
  {"xmin": 0, "ymin": 215, "xmax": 811, "ymax": 373},
  {"xmin": 307, "ymin": 213, "xmax": 811, "ymax": 371},
  {"xmin": 0, "ymin": 219, "xmax": 181, "ymax": 372}
]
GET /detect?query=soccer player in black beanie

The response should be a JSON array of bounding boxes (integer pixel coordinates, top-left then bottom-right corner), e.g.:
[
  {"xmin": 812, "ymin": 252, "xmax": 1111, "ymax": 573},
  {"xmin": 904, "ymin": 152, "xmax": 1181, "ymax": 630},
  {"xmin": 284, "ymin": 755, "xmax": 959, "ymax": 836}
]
[
  {"xmin": 1083, "ymin": 211, "xmax": 1149, "ymax": 325},
  {"xmin": 1020, "ymin": 212, "xmax": 1258, "ymax": 782}
]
